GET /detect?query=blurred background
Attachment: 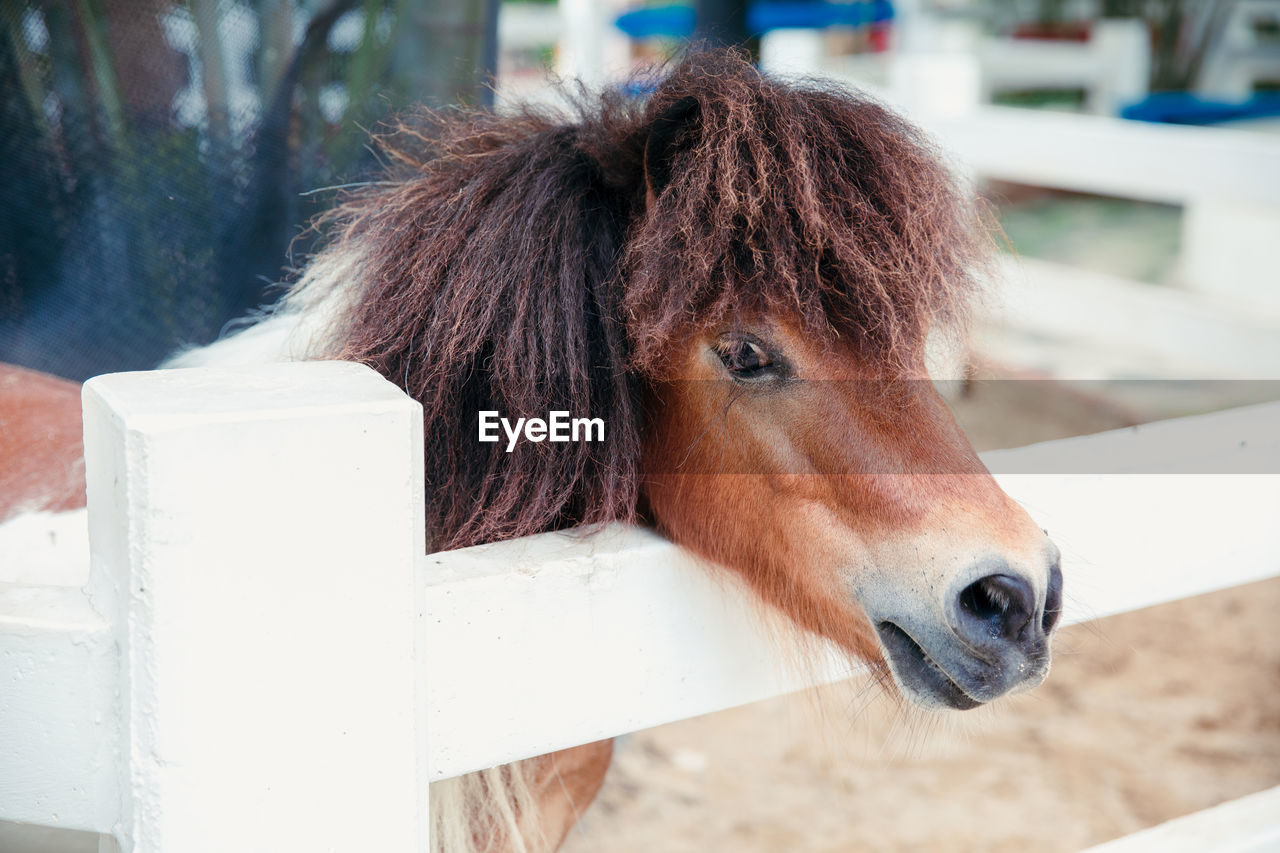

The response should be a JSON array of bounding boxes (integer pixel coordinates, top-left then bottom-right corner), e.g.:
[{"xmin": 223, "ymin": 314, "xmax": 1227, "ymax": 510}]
[
  {"xmin": 3, "ymin": 0, "xmax": 1279, "ymax": 389},
  {"xmin": 1, "ymin": 2, "xmax": 1278, "ymax": 851}
]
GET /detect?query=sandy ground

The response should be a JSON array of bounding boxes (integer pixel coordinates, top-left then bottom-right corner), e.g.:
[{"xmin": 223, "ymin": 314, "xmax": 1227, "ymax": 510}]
[{"xmin": 561, "ymin": 381, "xmax": 1280, "ymax": 852}]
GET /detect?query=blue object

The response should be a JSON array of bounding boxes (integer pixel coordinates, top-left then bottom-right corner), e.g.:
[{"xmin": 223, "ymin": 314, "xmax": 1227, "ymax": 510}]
[
  {"xmin": 615, "ymin": 5, "xmax": 696, "ymax": 39},
  {"xmin": 615, "ymin": 2, "xmax": 894, "ymax": 40},
  {"xmin": 1121, "ymin": 92, "xmax": 1280, "ymax": 125},
  {"xmin": 750, "ymin": 1, "xmax": 893, "ymax": 32}
]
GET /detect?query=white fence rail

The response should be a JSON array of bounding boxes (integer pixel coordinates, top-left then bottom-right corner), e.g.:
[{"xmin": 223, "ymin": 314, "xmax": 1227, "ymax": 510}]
[
  {"xmin": 814, "ymin": 53, "xmax": 1280, "ymax": 318},
  {"xmin": 3, "ymin": 361, "xmax": 1280, "ymax": 851},
  {"xmin": 921, "ymin": 105, "xmax": 1280, "ymax": 210},
  {"xmin": 925, "ymin": 85, "xmax": 1280, "ymax": 314}
]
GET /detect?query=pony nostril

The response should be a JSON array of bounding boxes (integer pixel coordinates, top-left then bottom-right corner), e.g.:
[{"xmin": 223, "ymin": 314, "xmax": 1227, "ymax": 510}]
[
  {"xmin": 1042, "ymin": 559, "xmax": 1064, "ymax": 634},
  {"xmin": 957, "ymin": 573, "xmax": 1036, "ymax": 643}
]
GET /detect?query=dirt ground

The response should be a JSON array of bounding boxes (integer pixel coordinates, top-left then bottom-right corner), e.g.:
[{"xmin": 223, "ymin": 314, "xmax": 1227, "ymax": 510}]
[{"xmin": 562, "ymin": 379, "xmax": 1280, "ymax": 853}]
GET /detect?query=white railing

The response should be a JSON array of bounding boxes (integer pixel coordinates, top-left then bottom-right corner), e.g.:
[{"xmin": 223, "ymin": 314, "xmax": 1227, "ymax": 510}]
[
  {"xmin": 2, "ymin": 361, "xmax": 1279, "ymax": 851},
  {"xmin": 916, "ymin": 100, "xmax": 1280, "ymax": 370},
  {"xmin": 809, "ymin": 48, "xmax": 1280, "ymax": 320}
]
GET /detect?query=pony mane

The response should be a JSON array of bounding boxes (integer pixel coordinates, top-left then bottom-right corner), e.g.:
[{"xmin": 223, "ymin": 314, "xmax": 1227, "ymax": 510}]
[{"xmin": 301, "ymin": 49, "xmax": 989, "ymax": 551}]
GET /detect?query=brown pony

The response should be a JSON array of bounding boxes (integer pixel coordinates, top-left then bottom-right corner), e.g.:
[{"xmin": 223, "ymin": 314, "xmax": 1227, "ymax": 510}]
[{"xmin": 1, "ymin": 50, "xmax": 1062, "ymax": 851}]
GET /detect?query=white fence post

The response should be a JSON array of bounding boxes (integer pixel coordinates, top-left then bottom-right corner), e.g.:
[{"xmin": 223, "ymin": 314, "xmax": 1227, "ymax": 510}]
[
  {"xmin": 81, "ymin": 361, "xmax": 427, "ymax": 853},
  {"xmin": 1180, "ymin": 198, "xmax": 1280, "ymax": 314}
]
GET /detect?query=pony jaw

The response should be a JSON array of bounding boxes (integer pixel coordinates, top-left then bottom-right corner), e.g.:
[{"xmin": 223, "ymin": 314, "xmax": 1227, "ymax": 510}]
[
  {"xmin": 874, "ymin": 620, "xmax": 985, "ymax": 710},
  {"xmin": 871, "ymin": 613, "xmax": 1053, "ymax": 711}
]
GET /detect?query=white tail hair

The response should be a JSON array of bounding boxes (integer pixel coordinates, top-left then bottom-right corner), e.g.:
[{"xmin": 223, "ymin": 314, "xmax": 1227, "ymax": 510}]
[{"xmin": 432, "ymin": 763, "xmax": 552, "ymax": 853}]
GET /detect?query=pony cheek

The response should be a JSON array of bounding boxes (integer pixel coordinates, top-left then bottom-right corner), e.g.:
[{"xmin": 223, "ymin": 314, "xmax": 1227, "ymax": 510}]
[
  {"xmin": 642, "ymin": 473, "xmax": 888, "ymax": 662},
  {"xmin": 747, "ymin": 503, "xmax": 890, "ymax": 663}
]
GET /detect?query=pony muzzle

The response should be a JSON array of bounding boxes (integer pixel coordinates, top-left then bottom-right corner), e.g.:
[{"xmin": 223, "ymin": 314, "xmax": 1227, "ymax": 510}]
[{"xmin": 871, "ymin": 554, "xmax": 1063, "ymax": 711}]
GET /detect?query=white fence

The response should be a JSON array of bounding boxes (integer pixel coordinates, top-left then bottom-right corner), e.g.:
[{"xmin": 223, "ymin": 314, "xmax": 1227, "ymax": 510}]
[
  {"xmin": 790, "ymin": 41, "xmax": 1280, "ymax": 330},
  {"xmin": 2, "ymin": 361, "xmax": 1280, "ymax": 851}
]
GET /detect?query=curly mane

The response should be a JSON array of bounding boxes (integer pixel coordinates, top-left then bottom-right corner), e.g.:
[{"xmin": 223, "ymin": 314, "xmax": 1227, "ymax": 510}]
[{"xmin": 304, "ymin": 49, "xmax": 988, "ymax": 551}]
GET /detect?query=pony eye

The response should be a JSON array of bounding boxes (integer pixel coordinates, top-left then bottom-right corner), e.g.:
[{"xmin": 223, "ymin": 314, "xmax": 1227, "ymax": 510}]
[{"xmin": 714, "ymin": 336, "xmax": 776, "ymax": 380}]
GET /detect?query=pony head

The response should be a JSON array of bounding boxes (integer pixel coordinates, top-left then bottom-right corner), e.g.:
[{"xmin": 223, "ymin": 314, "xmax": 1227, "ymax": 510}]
[{"xmin": 312, "ymin": 50, "xmax": 1061, "ymax": 710}]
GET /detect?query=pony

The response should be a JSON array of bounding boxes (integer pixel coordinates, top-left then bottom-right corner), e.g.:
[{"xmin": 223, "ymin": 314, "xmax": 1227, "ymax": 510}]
[{"xmin": 0, "ymin": 50, "xmax": 1063, "ymax": 852}]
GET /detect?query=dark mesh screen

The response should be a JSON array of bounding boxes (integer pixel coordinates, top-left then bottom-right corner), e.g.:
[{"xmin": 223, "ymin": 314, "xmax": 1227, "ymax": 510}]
[{"xmin": 0, "ymin": 0, "xmax": 494, "ymax": 380}]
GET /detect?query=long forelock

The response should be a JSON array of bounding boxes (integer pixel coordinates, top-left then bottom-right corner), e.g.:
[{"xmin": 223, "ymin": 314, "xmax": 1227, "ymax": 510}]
[{"xmin": 622, "ymin": 56, "xmax": 991, "ymax": 373}]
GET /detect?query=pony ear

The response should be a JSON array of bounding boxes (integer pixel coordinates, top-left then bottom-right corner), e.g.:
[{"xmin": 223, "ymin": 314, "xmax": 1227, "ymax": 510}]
[{"xmin": 643, "ymin": 96, "xmax": 700, "ymax": 208}]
